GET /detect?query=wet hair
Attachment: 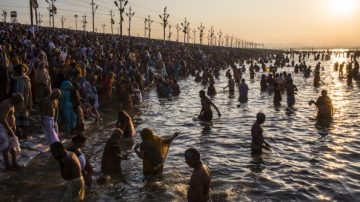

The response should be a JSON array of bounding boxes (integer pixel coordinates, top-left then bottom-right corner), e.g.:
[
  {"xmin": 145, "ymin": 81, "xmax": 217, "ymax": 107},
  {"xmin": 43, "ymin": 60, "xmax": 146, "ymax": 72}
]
[
  {"xmin": 321, "ymin": 90, "xmax": 327, "ymax": 96},
  {"xmin": 72, "ymin": 134, "xmax": 86, "ymax": 145},
  {"xmin": 113, "ymin": 128, "xmax": 123, "ymax": 136},
  {"xmin": 50, "ymin": 141, "xmax": 65, "ymax": 157},
  {"xmin": 256, "ymin": 112, "xmax": 266, "ymax": 123},
  {"xmin": 199, "ymin": 90, "xmax": 206, "ymax": 97},
  {"xmin": 185, "ymin": 148, "xmax": 200, "ymax": 160}
]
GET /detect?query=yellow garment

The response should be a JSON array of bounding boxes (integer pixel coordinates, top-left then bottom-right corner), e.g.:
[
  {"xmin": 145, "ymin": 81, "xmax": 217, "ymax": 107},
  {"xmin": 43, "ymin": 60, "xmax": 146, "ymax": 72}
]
[
  {"xmin": 13, "ymin": 57, "xmax": 20, "ymax": 65},
  {"xmin": 63, "ymin": 176, "xmax": 85, "ymax": 202},
  {"xmin": 141, "ymin": 128, "xmax": 170, "ymax": 175},
  {"xmin": 75, "ymin": 64, "xmax": 85, "ymax": 77}
]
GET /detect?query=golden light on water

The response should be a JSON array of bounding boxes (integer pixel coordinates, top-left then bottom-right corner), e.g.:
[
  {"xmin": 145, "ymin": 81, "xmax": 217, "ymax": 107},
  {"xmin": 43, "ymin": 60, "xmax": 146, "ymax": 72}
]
[{"xmin": 328, "ymin": 0, "xmax": 358, "ymax": 16}]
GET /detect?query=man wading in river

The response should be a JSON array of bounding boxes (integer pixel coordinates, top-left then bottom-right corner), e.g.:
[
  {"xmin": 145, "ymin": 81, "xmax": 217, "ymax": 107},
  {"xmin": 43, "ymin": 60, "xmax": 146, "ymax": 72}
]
[
  {"xmin": 185, "ymin": 148, "xmax": 211, "ymax": 202},
  {"xmin": 198, "ymin": 90, "xmax": 221, "ymax": 122},
  {"xmin": 50, "ymin": 141, "xmax": 85, "ymax": 201},
  {"xmin": 251, "ymin": 113, "xmax": 271, "ymax": 156},
  {"xmin": 309, "ymin": 89, "xmax": 334, "ymax": 119}
]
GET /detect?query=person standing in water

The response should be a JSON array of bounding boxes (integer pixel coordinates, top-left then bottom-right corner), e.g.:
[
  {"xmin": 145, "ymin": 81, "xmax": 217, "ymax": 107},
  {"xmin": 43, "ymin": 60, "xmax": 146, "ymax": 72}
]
[
  {"xmin": 314, "ymin": 62, "xmax": 321, "ymax": 87},
  {"xmin": 134, "ymin": 128, "xmax": 179, "ymax": 176},
  {"xmin": 185, "ymin": 148, "xmax": 211, "ymax": 202},
  {"xmin": 273, "ymin": 82, "xmax": 282, "ymax": 107},
  {"xmin": 223, "ymin": 74, "xmax": 235, "ymax": 95},
  {"xmin": 198, "ymin": 90, "xmax": 221, "ymax": 122},
  {"xmin": 207, "ymin": 81, "xmax": 217, "ymax": 97},
  {"xmin": 251, "ymin": 113, "xmax": 271, "ymax": 156},
  {"xmin": 50, "ymin": 141, "xmax": 85, "ymax": 201},
  {"xmin": 239, "ymin": 79, "xmax": 249, "ymax": 103},
  {"xmin": 68, "ymin": 135, "xmax": 93, "ymax": 187},
  {"xmin": 286, "ymin": 80, "xmax": 298, "ymax": 107},
  {"xmin": 309, "ymin": 90, "xmax": 334, "ymax": 119},
  {"xmin": 101, "ymin": 129, "xmax": 127, "ymax": 172},
  {"xmin": 116, "ymin": 110, "xmax": 136, "ymax": 138}
]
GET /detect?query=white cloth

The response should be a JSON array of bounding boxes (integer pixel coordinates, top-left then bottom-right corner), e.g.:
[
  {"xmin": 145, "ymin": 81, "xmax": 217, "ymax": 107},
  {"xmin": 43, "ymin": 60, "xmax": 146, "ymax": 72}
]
[
  {"xmin": 0, "ymin": 123, "xmax": 21, "ymax": 152},
  {"xmin": 42, "ymin": 116, "xmax": 60, "ymax": 145},
  {"xmin": 63, "ymin": 176, "xmax": 85, "ymax": 202}
]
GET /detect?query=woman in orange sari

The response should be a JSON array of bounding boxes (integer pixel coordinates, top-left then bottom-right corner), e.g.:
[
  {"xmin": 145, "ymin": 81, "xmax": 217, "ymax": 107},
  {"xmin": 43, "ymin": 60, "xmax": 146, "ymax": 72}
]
[{"xmin": 134, "ymin": 128, "xmax": 179, "ymax": 176}]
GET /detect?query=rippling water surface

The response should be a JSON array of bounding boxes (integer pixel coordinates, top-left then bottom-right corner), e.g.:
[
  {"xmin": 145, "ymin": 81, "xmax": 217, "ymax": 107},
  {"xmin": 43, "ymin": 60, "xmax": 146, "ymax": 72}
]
[{"xmin": 3, "ymin": 53, "xmax": 360, "ymax": 201}]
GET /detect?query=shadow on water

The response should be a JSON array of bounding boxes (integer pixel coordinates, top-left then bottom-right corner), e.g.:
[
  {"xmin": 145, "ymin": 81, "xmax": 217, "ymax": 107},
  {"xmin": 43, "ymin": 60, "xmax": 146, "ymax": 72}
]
[{"xmin": 248, "ymin": 155, "xmax": 265, "ymax": 173}]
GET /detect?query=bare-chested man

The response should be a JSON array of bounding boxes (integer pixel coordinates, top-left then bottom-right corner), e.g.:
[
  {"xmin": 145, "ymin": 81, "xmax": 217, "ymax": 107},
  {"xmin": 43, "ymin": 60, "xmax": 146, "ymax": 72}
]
[
  {"xmin": 50, "ymin": 141, "xmax": 85, "ymax": 201},
  {"xmin": 309, "ymin": 90, "xmax": 334, "ymax": 119},
  {"xmin": 0, "ymin": 93, "xmax": 24, "ymax": 170},
  {"xmin": 223, "ymin": 74, "xmax": 235, "ymax": 94},
  {"xmin": 185, "ymin": 148, "xmax": 211, "ymax": 202},
  {"xmin": 41, "ymin": 89, "xmax": 61, "ymax": 145},
  {"xmin": 251, "ymin": 113, "xmax": 271, "ymax": 156},
  {"xmin": 198, "ymin": 90, "xmax": 221, "ymax": 122}
]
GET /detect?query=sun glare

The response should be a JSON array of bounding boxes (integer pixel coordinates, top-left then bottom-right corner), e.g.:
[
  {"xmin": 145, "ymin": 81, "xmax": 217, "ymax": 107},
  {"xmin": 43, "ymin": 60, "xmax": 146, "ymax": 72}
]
[{"xmin": 328, "ymin": 0, "xmax": 358, "ymax": 16}]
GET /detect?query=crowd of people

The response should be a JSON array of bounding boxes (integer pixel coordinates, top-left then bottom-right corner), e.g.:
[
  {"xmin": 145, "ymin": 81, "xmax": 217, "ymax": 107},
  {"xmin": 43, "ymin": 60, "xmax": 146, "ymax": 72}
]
[
  {"xmin": 0, "ymin": 23, "xmax": 277, "ymax": 201},
  {"xmin": 0, "ymin": 22, "xmax": 359, "ymax": 201}
]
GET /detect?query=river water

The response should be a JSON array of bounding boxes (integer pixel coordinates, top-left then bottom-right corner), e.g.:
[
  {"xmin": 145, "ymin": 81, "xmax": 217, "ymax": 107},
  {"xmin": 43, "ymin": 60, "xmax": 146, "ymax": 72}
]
[{"xmin": 1, "ymin": 52, "xmax": 360, "ymax": 201}]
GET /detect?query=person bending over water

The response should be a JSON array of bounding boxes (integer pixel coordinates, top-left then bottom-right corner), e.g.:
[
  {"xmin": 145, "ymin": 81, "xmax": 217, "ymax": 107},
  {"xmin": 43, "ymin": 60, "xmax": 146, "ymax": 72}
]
[
  {"xmin": 134, "ymin": 128, "xmax": 178, "ymax": 176},
  {"xmin": 198, "ymin": 90, "xmax": 221, "ymax": 122},
  {"xmin": 309, "ymin": 90, "xmax": 334, "ymax": 119},
  {"xmin": 116, "ymin": 110, "xmax": 136, "ymax": 138},
  {"xmin": 101, "ymin": 129, "xmax": 127, "ymax": 172},
  {"xmin": 185, "ymin": 148, "xmax": 211, "ymax": 202},
  {"xmin": 50, "ymin": 141, "xmax": 85, "ymax": 201},
  {"xmin": 251, "ymin": 113, "xmax": 271, "ymax": 156}
]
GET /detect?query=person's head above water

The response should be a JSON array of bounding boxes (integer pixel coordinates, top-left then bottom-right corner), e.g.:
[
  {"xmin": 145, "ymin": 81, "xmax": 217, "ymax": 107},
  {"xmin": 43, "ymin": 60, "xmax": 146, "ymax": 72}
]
[
  {"xmin": 256, "ymin": 112, "xmax": 266, "ymax": 124},
  {"xmin": 72, "ymin": 134, "xmax": 86, "ymax": 148},
  {"xmin": 140, "ymin": 128, "xmax": 154, "ymax": 141},
  {"xmin": 321, "ymin": 90, "xmax": 328, "ymax": 96},
  {"xmin": 199, "ymin": 90, "xmax": 206, "ymax": 98},
  {"xmin": 185, "ymin": 148, "xmax": 201, "ymax": 168},
  {"xmin": 50, "ymin": 141, "xmax": 66, "ymax": 161},
  {"xmin": 113, "ymin": 128, "xmax": 123, "ymax": 137}
]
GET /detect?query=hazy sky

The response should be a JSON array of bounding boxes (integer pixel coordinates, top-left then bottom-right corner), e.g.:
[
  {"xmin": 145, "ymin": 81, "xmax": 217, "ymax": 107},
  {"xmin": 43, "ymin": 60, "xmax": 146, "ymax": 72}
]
[{"xmin": 1, "ymin": 0, "xmax": 360, "ymax": 48}]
